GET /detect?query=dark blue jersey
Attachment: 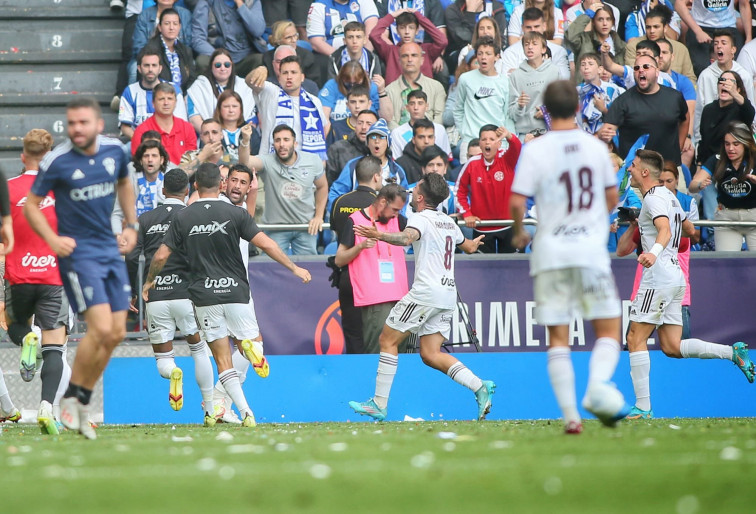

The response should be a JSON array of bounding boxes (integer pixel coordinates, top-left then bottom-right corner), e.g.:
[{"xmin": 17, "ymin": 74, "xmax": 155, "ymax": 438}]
[{"xmin": 32, "ymin": 136, "xmax": 130, "ymax": 260}]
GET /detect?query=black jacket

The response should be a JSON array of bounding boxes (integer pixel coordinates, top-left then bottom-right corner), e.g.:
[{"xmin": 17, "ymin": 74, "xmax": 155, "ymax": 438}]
[
  {"xmin": 396, "ymin": 141, "xmax": 424, "ymax": 184},
  {"xmin": 325, "ymin": 134, "xmax": 369, "ymax": 186},
  {"xmin": 143, "ymin": 37, "xmax": 197, "ymax": 94}
]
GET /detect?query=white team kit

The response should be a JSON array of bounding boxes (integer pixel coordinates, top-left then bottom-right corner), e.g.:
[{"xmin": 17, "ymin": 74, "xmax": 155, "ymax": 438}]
[
  {"xmin": 630, "ymin": 186, "xmax": 687, "ymax": 326},
  {"xmin": 512, "ymin": 129, "xmax": 621, "ymax": 325},
  {"xmin": 386, "ymin": 209, "xmax": 465, "ymax": 339}
]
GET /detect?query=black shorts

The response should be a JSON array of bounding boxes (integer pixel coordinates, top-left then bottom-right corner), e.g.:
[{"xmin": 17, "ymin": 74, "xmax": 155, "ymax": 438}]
[{"xmin": 4, "ymin": 282, "xmax": 70, "ymax": 331}]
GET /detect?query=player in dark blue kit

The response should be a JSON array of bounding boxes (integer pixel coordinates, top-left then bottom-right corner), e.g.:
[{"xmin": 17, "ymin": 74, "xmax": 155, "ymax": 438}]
[{"xmin": 24, "ymin": 97, "xmax": 138, "ymax": 440}]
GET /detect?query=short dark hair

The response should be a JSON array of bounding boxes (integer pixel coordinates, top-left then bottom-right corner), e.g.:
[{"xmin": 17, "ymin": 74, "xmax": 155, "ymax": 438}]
[
  {"xmin": 272, "ymin": 124, "xmax": 296, "ymax": 139},
  {"xmin": 142, "ymin": 130, "xmax": 162, "ymax": 141},
  {"xmin": 420, "ymin": 145, "xmax": 448, "ymax": 168},
  {"xmin": 656, "ymin": 38, "xmax": 673, "ymax": 53},
  {"xmin": 713, "ymin": 28, "xmax": 736, "ymax": 47},
  {"xmin": 357, "ymin": 109, "xmax": 379, "ymax": 120},
  {"xmin": 152, "ymin": 82, "xmax": 176, "ymax": 99},
  {"xmin": 578, "ymin": 52, "xmax": 601, "ymax": 66},
  {"xmin": 635, "ymin": 149, "xmax": 664, "ymax": 179},
  {"xmin": 407, "ymin": 89, "xmax": 428, "ymax": 102},
  {"xmin": 468, "ymin": 138, "xmax": 481, "ymax": 149},
  {"xmin": 355, "ymin": 155, "xmax": 381, "ymax": 184},
  {"xmin": 201, "ymin": 118, "xmax": 221, "ymax": 129},
  {"xmin": 195, "ymin": 162, "xmax": 221, "ymax": 190},
  {"xmin": 347, "ymin": 85, "xmax": 371, "ymax": 99},
  {"xmin": 416, "ymin": 172, "xmax": 448, "ymax": 209},
  {"xmin": 134, "ymin": 139, "xmax": 169, "ymax": 174},
  {"xmin": 344, "ymin": 21, "xmax": 366, "ymax": 34},
  {"xmin": 478, "ymin": 124, "xmax": 498, "ymax": 138},
  {"xmin": 543, "ymin": 80, "xmax": 578, "ymax": 120},
  {"xmin": 475, "ymin": 35, "xmax": 500, "ymax": 55},
  {"xmin": 645, "ymin": 5, "xmax": 672, "ymax": 25},
  {"xmin": 522, "ymin": 6, "xmax": 545, "ymax": 23},
  {"xmin": 376, "ymin": 183, "xmax": 408, "ymax": 204},
  {"xmin": 158, "ymin": 7, "xmax": 180, "ymax": 24},
  {"xmin": 412, "ymin": 118, "xmax": 434, "ymax": 136},
  {"xmin": 163, "ymin": 168, "xmax": 189, "ymax": 195},
  {"xmin": 279, "ymin": 55, "xmax": 303, "ymax": 72},
  {"xmin": 395, "ymin": 12, "xmax": 419, "ymax": 28},
  {"xmin": 636, "ymin": 39, "xmax": 660, "ymax": 57},
  {"xmin": 67, "ymin": 97, "xmax": 101, "ymax": 117},
  {"xmin": 137, "ymin": 47, "xmax": 161, "ymax": 66},
  {"xmin": 228, "ymin": 163, "xmax": 254, "ymax": 182}
]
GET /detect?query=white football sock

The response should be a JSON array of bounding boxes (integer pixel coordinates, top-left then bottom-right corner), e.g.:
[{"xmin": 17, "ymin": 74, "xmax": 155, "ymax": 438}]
[
  {"xmin": 232, "ymin": 347, "xmax": 250, "ymax": 383},
  {"xmin": 218, "ymin": 369, "xmax": 251, "ymax": 418},
  {"xmin": 374, "ymin": 352, "xmax": 398, "ymax": 409},
  {"xmin": 189, "ymin": 341, "xmax": 215, "ymax": 413},
  {"xmin": 588, "ymin": 337, "xmax": 621, "ymax": 385},
  {"xmin": 680, "ymin": 338, "xmax": 733, "ymax": 360},
  {"xmin": 447, "ymin": 361, "xmax": 483, "ymax": 392},
  {"xmin": 54, "ymin": 347, "xmax": 72, "ymax": 411},
  {"xmin": 0, "ymin": 365, "xmax": 15, "ymax": 412},
  {"xmin": 154, "ymin": 350, "xmax": 176, "ymax": 379},
  {"xmin": 629, "ymin": 351, "xmax": 651, "ymax": 411},
  {"xmin": 547, "ymin": 347, "xmax": 580, "ymax": 424}
]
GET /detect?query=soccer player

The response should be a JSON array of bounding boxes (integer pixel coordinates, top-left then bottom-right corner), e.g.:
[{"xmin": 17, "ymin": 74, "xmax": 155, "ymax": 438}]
[
  {"xmin": 5, "ymin": 129, "xmax": 73, "ymax": 434},
  {"xmin": 25, "ymin": 97, "xmax": 139, "ymax": 440},
  {"xmin": 510, "ymin": 81, "xmax": 631, "ymax": 434},
  {"xmin": 144, "ymin": 163, "xmax": 311, "ymax": 427},
  {"xmin": 616, "ymin": 149, "xmax": 755, "ymax": 419},
  {"xmin": 132, "ymin": 168, "xmax": 216, "ymax": 423},
  {"xmin": 348, "ymin": 172, "xmax": 495, "ymax": 421}
]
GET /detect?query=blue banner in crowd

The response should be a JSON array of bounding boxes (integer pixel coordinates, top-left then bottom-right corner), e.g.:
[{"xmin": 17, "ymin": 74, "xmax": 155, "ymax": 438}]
[{"xmin": 248, "ymin": 256, "xmax": 755, "ymax": 355}]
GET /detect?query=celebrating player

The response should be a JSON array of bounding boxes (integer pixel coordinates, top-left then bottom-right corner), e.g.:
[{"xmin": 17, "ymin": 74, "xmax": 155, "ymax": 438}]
[
  {"xmin": 349, "ymin": 172, "xmax": 495, "ymax": 422},
  {"xmin": 25, "ymin": 97, "xmax": 138, "ymax": 440},
  {"xmin": 617, "ymin": 149, "xmax": 755, "ymax": 419},
  {"xmin": 510, "ymin": 80, "xmax": 630, "ymax": 434}
]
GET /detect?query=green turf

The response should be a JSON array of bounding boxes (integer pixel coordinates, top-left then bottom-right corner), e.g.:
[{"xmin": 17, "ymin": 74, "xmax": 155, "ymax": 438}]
[{"xmin": 1, "ymin": 418, "xmax": 755, "ymax": 513}]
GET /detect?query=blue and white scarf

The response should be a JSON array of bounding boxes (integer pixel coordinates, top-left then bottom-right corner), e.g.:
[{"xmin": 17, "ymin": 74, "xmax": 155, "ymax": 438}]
[
  {"xmin": 578, "ymin": 83, "xmax": 605, "ymax": 135},
  {"xmin": 341, "ymin": 47, "xmax": 370, "ymax": 74},
  {"xmin": 274, "ymin": 87, "xmax": 327, "ymax": 159},
  {"xmin": 388, "ymin": 0, "xmax": 426, "ymax": 43},
  {"xmin": 136, "ymin": 172, "xmax": 164, "ymax": 216},
  {"xmin": 161, "ymin": 36, "xmax": 182, "ymax": 91}
]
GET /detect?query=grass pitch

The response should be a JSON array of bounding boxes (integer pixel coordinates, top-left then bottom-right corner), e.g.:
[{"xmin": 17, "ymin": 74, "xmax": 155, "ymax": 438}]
[{"xmin": 1, "ymin": 418, "xmax": 755, "ymax": 513}]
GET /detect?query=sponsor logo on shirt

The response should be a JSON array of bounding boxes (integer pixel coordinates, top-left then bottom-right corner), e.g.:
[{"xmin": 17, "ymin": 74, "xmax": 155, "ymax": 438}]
[
  {"xmin": 147, "ymin": 223, "xmax": 170, "ymax": 235},
  {"xmin": 21, "ymin": 253, "xmax": 57, "ymax": 269},
  {"xmin": 189, "ymin": 220, "xmax": 230, "ymax": 236},
  {"xmin": 70, "ymin": 182, "xmax": 115, "ymax": 201},
  {"xmin": 155, "ymin": 274, "xmax": 182, "ymax": 286},
  {"xmin": 441, "ymin": 277, "xmax": 456, "ymax": 287},
  {"xmin": 204, "ymin": 277, "xmax": 238, "ymax": 289}
]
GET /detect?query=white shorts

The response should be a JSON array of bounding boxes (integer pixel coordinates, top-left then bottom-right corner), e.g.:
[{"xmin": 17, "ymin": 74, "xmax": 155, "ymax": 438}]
[
  {"xmin": 145, "ymin": 299, "xmax": 199, "ymax": 344},
  {"xmin": 534, "ymin": 268, "xmax": 621, "ymax": 326},
  {"xmin": 386, "ymin": 294, "xmax": 454, "ymax": 340},
  {"xmin": 195, "ymin": 300, "xmax": 260, "ymax": 343},
  {"xmin": 629, "ymin": 286, "xmax": 684, "ymax": 326}
]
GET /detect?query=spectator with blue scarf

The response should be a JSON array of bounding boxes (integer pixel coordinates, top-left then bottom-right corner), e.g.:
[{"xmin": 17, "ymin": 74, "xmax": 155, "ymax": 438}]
[
  {"xmin": 131, "ymin": 1, "xmax": 193, "ymax": 85},
  {"xmin": 576, "ymin": 53, "xmax": 622, "ymax": 134},
  {"xmin": 141, "ymin": 8, "xmax": 196, "ymax": 94}
]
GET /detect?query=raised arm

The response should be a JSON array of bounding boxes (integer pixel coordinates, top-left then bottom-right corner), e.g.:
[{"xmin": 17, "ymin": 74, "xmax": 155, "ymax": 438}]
[{"xmin": 354, "ymin": 219, "xmax": 420, "ymax": 247}]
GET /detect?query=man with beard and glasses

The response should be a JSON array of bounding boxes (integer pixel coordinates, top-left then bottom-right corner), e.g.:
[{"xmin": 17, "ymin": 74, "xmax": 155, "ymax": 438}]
[
  {"xmin": 241, "ymin": 124, "xmax": 328, "ymax": 255},
  {"xmin": 25, "ymin": 97, "xmax": 138, "ymax": 439},
  {"xmin": 599, "ymin": 54, "xmax": 689, "ymax": 166},
  {"xmin": 335, "ymin": 183, "xmax": 409, "ymax": 353}
]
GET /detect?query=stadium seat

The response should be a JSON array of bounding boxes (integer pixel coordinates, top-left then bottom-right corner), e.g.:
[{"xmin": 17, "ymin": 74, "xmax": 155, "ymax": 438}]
[
  {"xmin": 323, "ymin": 241, "xmax": 338, "ymax": 255},
  {"xmin": 0, "ymin": 21, "xmax": 122, "ymax": 64}
]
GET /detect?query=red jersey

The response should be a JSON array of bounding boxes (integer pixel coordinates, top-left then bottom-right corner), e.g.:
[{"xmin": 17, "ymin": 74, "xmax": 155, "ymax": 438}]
[
  {"xmin": 5, "ymin": 171, "xmax": 62, "ymax": 286},
  {"xmin": 455, "ymin": 136, "xmax": 522, "ymax": 232}
]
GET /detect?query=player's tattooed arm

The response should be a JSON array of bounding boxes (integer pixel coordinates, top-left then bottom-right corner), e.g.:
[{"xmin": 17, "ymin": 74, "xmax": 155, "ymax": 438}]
[
  {"xmin": 143, "ymin": 244, "xmax": 173, "ymax": 301},
  {"xmin": 378, "ymin": 227, "xmax": 420, "ymax": 247}
]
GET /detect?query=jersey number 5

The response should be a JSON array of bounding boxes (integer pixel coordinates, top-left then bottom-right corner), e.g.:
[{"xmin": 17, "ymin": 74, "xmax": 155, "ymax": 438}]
[{"xmin": 559, "ymin": 167, "xmax": 594, "ymax": 214}]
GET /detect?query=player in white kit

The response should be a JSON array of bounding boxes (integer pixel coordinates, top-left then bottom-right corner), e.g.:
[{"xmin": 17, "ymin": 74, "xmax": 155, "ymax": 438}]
[
  {"xmin": 617, "ymin": 149, "xmax": 754, "ymax": 419},
  {"xmin": 511, "ymin": 80, "xmax": 631, "ymax": 434},
  {"xmin": 348, "ymin": 173, "xmax": 496, "ymax": 421}
]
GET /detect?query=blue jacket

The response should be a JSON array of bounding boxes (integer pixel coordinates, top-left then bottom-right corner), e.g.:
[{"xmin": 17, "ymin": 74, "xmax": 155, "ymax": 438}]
[
  {"xmin": 133, "ymin": 6, "xmax": 193, "ymax": 59},
  {"xmin": 192, "ymin": 0, "xmax": 267, "ymax": 60},
  {"xmin": 327, "ymin": 157, "xmax": 408, "ymax": 217}
]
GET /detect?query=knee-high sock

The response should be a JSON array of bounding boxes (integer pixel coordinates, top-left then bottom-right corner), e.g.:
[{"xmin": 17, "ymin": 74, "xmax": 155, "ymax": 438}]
[
  {"xmin": 0, "ymin": 364, "xmax": 15, "ymax": 413},
  {"xmin": 54, "ymin": 348, "xmax": 71, "ymax": 412},
  {"xmin": 218, "ymin": 369, "xmax": 251, "ymax": 418},
  {"xmin": 588, "ymin": 337, "xmax": 621, "ymax": 385},
  {"xmin": 680, "ymin": 338, "xmax": 733, "ymax": 360},
  {"xmin": 629, "ymin": 351, "xmax": 651, "ymax": 411},
  {"xmin": 214, "ymin": 349, "xmax": 251, "ymax": 400},
  {"xmin": 188, "ymin": 341, "xmax": 215, "ymax": 413},
  {"xmin": 446, "ymin": 361, "xmax": 483, "ymax": 392},
  {"xmin": 547, "ymin": 347, "xmax": 580, "ymax": 424},
  {"xmin": 373, "ymin": 352, "xmax": 398, "ymax": 409},
  {"xmin": 41, "ymin": 346, "xmax": 65, "ymax": 404},
  {"xmin": 154, "ymin": 350, "xmax": 176, "ymax": 379}
]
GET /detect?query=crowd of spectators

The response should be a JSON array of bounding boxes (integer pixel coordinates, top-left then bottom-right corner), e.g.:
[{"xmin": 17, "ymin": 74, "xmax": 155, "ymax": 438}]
[{"xmin": 108, "ymin": 0, "xmax": 756, "ymax": 256}]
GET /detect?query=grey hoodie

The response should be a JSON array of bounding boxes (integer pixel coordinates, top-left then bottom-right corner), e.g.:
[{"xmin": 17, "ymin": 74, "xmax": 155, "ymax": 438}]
[{"xmin": 508, "ymin": 59, "xmax": 560, "ymax": 136}]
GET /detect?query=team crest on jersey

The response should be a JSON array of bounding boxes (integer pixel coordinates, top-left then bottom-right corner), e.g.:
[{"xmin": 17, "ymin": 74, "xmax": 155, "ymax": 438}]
[
  {"xmin": 494, "ymin": 171, "xmax": 504, "ymax": 181},
  {"xmin": 103, "ymin": 157, "xmax": 116, "ymax": 176}
]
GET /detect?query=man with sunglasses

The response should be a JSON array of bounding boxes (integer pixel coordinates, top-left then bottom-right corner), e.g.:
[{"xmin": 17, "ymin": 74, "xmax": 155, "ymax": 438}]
[{"xmin": 599, "ymin": 53, "xmax": 689, "ymax": 166}]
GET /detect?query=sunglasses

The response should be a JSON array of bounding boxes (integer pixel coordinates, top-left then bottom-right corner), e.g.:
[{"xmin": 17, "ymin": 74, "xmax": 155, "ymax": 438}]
[
  {"xmin": 633, "ymin": 63, "xmax": 656, "ymax": 71},
  {"xmin": 718, "ymin": 77, "xmax": 737, "ymax": 84},
  {"xmin": 368, "ymin": 134, "xmax": 387, "ymax": 140},
  {"xmin": 214, "ymin": 62, "xmax": 232, "ymax": 69}
]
